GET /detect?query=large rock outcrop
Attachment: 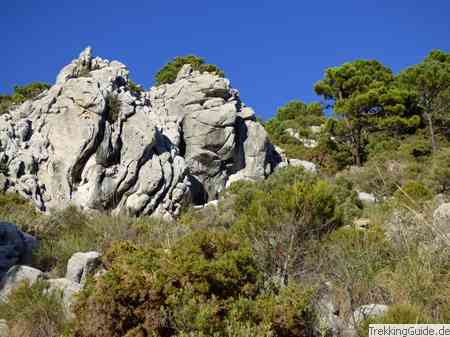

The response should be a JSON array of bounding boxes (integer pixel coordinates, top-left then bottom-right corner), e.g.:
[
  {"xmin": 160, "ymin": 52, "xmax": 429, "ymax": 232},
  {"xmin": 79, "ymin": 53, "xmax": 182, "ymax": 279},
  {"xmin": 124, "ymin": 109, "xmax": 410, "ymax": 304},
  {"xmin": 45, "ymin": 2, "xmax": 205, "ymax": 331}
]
[{"xmin": 0, "ymin": 48, "xmax": 283, "ymax": 219}]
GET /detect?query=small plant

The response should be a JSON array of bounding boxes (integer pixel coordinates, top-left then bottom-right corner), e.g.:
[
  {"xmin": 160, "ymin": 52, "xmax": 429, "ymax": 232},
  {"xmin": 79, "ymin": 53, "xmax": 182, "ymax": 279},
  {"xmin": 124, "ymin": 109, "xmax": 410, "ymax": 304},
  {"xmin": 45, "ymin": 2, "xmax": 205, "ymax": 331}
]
[
  {"xmin": 105, "ymin": 94, "xmax": 121, "ymax": 123},
  {"xmin": 128, "ymin": 79, "xmax": 143, "ymax": 96},
  {"xmin": 0, "ymin": 280, "xmax": 69, "ymax": 337}
]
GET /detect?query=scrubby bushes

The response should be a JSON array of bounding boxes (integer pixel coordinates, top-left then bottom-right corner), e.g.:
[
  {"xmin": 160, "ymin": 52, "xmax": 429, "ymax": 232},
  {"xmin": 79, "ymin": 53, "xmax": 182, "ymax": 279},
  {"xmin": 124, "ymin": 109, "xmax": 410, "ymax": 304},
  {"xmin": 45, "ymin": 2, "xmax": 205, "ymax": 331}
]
[
  {"xmin": 155, "ymin": 55, "xmax": 224, "ymax": 85},
  {"xmin": 72, "ymin": 230, "xmax": 317, "ymax": 337},
  {"xmin": 0, "ymin": 280, "xmax": 69, "ymax": 337},
  {"xmin": 0, "ymin": 82, "xmax": 50, "ymax": 114}
]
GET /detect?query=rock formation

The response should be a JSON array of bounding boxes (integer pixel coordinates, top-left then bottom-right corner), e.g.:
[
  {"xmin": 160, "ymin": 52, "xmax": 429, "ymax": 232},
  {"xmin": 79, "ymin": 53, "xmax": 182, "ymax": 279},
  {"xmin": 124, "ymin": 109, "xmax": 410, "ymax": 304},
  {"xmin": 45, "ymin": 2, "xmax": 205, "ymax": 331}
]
[{"xmin": 0, "ymin": 47, "xmax": 285, "ymax": 219}]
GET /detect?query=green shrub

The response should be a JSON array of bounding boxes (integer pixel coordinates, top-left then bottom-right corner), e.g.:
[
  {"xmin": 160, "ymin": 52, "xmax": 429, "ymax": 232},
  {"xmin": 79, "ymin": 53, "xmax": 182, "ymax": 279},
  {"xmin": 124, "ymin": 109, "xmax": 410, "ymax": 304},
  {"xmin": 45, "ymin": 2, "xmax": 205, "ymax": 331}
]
[
  {"xmin": 0, "ymin": 192, "xmax": 49, "ymax": 233},
  {"xmin": 0, "ymin": 280, "xmax": 69, "ymax": 337},
  {"xmin": 393, "ymin": 180, "xmax": 433, "ymax": 208},
  {"xmin": 427, "ymin": 147, "xmax": 450, "ymax": 192},
  {"xmin": 306, "ymin": 226, "xmax": 395, "ymax": 318},
  {"xmin": 155, "ymin": 55, "xmax": 224, "ymax": 85},
  {"xmin": 105, "ymin": 94, "xmax": 121, "ymax": 123},
  {"xmin": 128, "ymin": 80, "xmax": 143, "ymax": 96},
  {"xmin": 72, "ymin": 230, "xmax": 317, "ymax": 337}
]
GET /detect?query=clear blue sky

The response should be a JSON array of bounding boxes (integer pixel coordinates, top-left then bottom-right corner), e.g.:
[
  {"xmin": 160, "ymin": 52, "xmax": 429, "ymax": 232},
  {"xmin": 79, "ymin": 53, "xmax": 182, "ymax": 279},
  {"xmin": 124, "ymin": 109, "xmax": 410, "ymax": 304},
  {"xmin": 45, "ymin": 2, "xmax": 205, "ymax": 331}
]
[{"xmin": 1, "ymin": 1, "xmax": 449, "ymax": 120}]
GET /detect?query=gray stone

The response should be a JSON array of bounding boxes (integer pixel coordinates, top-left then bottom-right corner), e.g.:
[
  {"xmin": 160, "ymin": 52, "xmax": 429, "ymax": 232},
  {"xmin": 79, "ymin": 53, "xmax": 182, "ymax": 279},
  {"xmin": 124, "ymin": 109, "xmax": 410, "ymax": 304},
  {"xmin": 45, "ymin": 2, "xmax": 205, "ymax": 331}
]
[
  {"xmin": 0, "ymin": 265, "xmax": 44, "ymax": 300},
  {"xmin": 433, "ymin": 203, "xmax": 450, "ymax": 234},
  {"xmin": 288, "ymin": 158, "xmax": 317, "ymax": 173},
  {"xmin": 352, "ymin": 304, "xmax": 389, "ymax": 326},
  {"xmin": 358, "ymin": 192, "xmax": 377, "ymax": 203},
  {"xmin": 0, "ymin": 320, "xmax": 8, "ymax": 337},
  {"xmin": 0, "ymin": 47, "xmax": 281, "ymax": 219},
  {"xmin": 48, "ymin": 278, "xmax": 83, "ymax": 317},
  {"xmin": 66, "ymin": 251, "xmax": 101, "ymax": 284}
]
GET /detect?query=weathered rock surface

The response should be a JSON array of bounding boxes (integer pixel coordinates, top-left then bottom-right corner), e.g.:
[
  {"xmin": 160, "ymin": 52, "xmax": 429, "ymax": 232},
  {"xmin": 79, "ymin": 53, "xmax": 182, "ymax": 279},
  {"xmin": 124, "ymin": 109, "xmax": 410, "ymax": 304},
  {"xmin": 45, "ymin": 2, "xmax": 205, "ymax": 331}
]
[
  {"xmin": 0, "ymin": 222, "xmax": 37, "ymax": 279},
  {"xmin": 0, "ymin": 265, "xmax": 44, "ymax": 300},
  {"xmin": 358, "ymin": 191, "xmax": 377, "ymax": 203},
  {"xmin": 0, "ymin": 48, "xmax": 285, "ymax": 218},
  {"xmin": 352, "ymin": 304, "xmax": 389, "ymax": 325},
  {"xmin": 434, "ymin": 203, "xmax": 450, "ymax": 234},
  {"xmin": 48, "ymin": 277, "xmax": 83, "ymax": 316},
  {"xmin": 66, "ymin": 251, "xmax": 101, "ymax": 284},
  {"xmin": 0, "ymin": 320, "xmax": 8, "ymax": 337}
]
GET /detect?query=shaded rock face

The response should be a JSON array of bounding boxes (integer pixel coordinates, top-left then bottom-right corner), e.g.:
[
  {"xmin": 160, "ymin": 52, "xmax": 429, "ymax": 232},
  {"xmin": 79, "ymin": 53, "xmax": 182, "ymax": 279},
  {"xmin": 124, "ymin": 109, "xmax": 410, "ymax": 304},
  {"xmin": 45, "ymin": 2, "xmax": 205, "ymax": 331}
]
[{"xmin": 0, "ymin": 48, "xmax": 283, "ymax": 218}]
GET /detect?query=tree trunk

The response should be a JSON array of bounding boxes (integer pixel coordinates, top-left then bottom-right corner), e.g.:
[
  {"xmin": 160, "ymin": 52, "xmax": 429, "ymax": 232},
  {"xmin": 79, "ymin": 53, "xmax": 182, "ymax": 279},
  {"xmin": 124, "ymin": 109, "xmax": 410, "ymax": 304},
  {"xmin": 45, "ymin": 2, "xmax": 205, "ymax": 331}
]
[{"xmin": 424, "ymin": 111, "xmax": 438, "ymax": 152}]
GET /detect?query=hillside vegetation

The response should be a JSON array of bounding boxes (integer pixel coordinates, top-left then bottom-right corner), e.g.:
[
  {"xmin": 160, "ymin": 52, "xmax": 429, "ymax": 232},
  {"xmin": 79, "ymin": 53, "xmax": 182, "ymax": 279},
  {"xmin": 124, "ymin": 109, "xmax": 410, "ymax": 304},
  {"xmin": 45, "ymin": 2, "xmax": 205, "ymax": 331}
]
[{"xmin": 0, "ymin": 49, "xmax": 449, "ymax": 337}]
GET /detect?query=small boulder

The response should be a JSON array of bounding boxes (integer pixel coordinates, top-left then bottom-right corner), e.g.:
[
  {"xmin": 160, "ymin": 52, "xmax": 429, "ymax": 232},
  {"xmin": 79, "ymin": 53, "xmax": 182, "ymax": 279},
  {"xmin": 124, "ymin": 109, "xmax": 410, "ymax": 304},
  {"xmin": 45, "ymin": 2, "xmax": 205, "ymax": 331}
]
[
  {"xmin": 0, "ymin": 320, "xmax": 8, "ymax": 337},
  {"xmin": 66, "ymin": 251, "xmax": 101, "ymax": 284},
  {"xmin": 48, "ymin": 278, "xmax": 83, "ymax": 317},
  {"xmin": 358, "ymin": 192, "xmax": 376, "ymax": 204},
  {"xmin": 0, "ymin": 265, "xmax": 44, "ymax": 300},
  {"xmin": 433, "ymin": 203, "xmax": 450, "ymax": 234},
  {"xmin": 352, "ymin": 304, "xmax": 389, "ymax": 325},
  {"xmin": 288, "ymin": 159, "xmax": 317, "ymax": 173}
]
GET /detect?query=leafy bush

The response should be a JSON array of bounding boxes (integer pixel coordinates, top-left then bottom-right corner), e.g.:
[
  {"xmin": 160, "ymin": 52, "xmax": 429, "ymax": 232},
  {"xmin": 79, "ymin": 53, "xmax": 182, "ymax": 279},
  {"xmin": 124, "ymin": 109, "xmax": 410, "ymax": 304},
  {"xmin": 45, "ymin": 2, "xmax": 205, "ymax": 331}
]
[
  {"xmin": 72, "ymin": 230, "xmax": 317, "ymax": 337},
  {"xmin": 0, "ymin": 280, "xmax": 69, "ymax": 337},
  {"xmin": 155, "ymin": 55, "xmax": 224, "ymax": 85}
]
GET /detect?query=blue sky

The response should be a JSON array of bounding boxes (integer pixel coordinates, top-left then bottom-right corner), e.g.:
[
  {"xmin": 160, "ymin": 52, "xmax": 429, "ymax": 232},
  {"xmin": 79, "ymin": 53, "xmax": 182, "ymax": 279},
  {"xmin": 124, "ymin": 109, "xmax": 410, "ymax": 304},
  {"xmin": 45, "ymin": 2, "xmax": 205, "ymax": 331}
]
[{"xmin": 1, "ymin": 1, "xmax": 449, "ymax": 120}]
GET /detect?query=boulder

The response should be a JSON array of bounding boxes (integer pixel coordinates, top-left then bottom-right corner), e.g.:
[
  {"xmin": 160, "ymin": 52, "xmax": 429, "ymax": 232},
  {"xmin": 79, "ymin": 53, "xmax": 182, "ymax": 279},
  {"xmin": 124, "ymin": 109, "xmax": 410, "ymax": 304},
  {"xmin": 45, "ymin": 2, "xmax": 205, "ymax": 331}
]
[
  {"xmin": 433, "ymin": 203, "xmax": 450, "ymax": 234},
  {"xmin": 48, "ymin": 278, "xmax": 83, "ymax": 316},
  {"xmin": 288, "ymin": 159, "xmax": 317, "ymax": 173},
  {"xmin": 357, "ymin": 192, "xmax": 376, "ymax": 203},
  {"xmin": 0, "ymin": 222, "xmax": 37, "ymax": 279},
  {"xmin": 0, "ymin": 265, "xmax": 44, "ymax": 300},
  {"xmin": 0, "ymin": 320, "xmax": 8, "ymax": 337},
  {"xmin": 66, "ymin": 251, "xmax": 101, "ymax": 284},
  {"xmin": 352, "ymin": 304, "xmax": 389, "ymax": 325}
]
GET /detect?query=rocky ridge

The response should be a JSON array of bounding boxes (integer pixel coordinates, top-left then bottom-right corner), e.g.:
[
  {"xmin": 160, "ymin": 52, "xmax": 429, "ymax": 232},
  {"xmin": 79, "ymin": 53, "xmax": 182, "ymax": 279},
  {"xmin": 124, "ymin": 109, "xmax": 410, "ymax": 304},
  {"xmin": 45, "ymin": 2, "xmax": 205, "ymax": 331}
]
[{"xmin": 0, "ymin": 47, "xmax": 288, "ymax": 219}]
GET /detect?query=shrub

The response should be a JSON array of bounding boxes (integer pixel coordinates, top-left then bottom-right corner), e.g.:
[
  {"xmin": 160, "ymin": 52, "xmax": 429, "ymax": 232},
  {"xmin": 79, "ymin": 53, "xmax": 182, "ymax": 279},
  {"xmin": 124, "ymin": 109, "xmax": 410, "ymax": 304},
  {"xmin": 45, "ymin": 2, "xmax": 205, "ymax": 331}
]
[
  {"xmin": 426, "ymin": 147, "xmax": 450, "ymax": 192},
  {"xmin": 155, "ymin": 55, "xmax": 224, "ymax": 85},
  {"xmin": 0, "ymin": 280, "xmax": 69, "ymax": 337},
  {"xmin": 72, "ymin": 230, "xmax": 317, "ymax": 337},
  {"xmin": 393, "ymin": 180, "xmax": 433, "ymax": 209},
  {"xmin": 128, "ymin": 80, "xmax": 143, "ymax": 96},
  {"xmin": 105, "ymin": 94, "xmax": 121, "ymax": 123},
  {"xmin": 0, "ymin": 192, "xmax": 47, "ymax": 232},
  {"xmin": 306, "ymin": 226, "xmax": 395, "ymax": 320}
]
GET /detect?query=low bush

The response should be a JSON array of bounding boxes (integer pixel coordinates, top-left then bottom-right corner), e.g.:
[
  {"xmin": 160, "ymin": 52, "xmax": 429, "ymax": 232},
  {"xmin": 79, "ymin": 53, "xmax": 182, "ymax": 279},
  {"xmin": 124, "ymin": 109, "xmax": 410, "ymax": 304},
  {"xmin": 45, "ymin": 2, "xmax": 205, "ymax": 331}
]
[
  {"xmin": 72, "ymin": 230, "xmax": 317, "ymax": 337},
  {"xmin": 0, "ymin": 280, "xmax": 69, "ymax": 337}
]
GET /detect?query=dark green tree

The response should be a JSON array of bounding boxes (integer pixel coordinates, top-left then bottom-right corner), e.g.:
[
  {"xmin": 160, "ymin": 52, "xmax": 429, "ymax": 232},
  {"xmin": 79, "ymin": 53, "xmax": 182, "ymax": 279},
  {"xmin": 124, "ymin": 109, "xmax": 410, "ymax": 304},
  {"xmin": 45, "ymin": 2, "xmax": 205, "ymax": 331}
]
[
  {"xmin": 154, "ymin": 55, "xmax": 224, "ymax": 85},
  {"xmin": 315, "ymin": 60, "xmax": 420, "ymax": 166},
  {"xmin": 397, "ymin": 49, "xmax": 450, "ymax": 152}
]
